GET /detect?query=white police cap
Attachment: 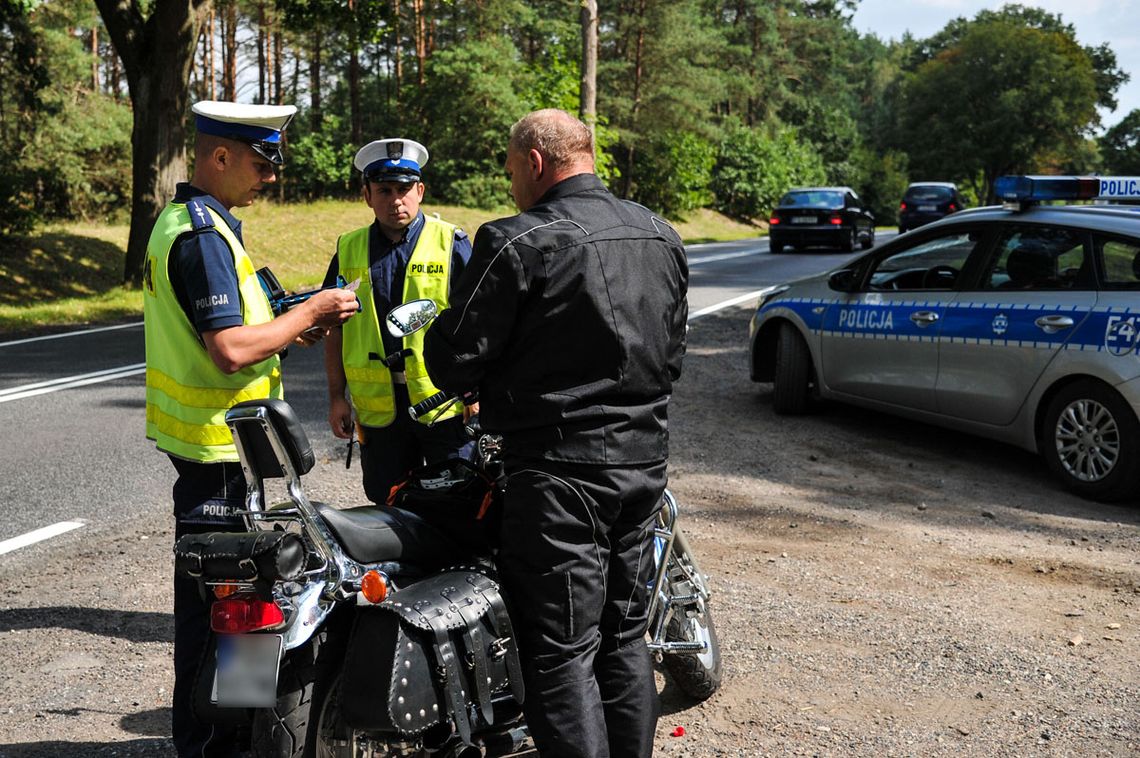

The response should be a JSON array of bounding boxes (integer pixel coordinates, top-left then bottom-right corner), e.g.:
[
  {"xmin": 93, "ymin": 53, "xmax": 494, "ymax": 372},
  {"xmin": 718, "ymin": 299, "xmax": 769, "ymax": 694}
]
[
  {"xmin": 192, "ymin": 100, "xmax": 297, "ymax": 165},
  {"xmin": 354, "ymin": 138, "xmax": 429, "ymax": 183}
]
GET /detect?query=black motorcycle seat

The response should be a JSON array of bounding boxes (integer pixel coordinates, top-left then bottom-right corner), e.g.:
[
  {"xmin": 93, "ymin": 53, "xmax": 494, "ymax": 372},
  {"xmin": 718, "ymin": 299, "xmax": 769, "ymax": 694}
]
[{"xmin": 315, "ymin": 503, "xmax": 459, "ymax": 565}]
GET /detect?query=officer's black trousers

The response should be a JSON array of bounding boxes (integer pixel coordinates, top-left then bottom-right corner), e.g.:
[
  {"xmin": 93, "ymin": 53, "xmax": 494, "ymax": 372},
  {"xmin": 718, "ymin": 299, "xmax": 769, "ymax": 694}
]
[
  {"xmin": 357, "ymin": 383, "xmax": 474, "ymax": 505},
  {"xmin": 170, "ymin": 458, "xmax": 248, "ymax": 758},
  {"xmin": 498, "ymin": 457, "xmax": 667, "ymax": 758}
]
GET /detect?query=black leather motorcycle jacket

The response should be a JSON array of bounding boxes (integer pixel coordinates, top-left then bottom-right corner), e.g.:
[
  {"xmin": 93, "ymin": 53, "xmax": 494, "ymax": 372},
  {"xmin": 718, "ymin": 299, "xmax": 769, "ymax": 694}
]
[{"xmin": 423, "ymin": 173, "xmax": 688, "ymax": 465}]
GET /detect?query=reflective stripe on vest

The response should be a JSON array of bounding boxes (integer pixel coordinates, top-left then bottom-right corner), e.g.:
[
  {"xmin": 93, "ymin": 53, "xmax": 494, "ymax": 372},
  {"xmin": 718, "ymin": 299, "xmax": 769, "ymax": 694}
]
[
  {"xmin": 338, "ymin": 217, "xmax": 460, "ymax": 427},
  {"xmin": 143, "ymin": 202, "xmax": 282, "ymax": 462}
]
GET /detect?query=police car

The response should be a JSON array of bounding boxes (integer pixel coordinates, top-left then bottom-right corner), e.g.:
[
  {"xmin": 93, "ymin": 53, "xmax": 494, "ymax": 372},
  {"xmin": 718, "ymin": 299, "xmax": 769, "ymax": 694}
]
[{"xmin": 750, "ymin": 176, "xmax": 1140, "ymax": 502}]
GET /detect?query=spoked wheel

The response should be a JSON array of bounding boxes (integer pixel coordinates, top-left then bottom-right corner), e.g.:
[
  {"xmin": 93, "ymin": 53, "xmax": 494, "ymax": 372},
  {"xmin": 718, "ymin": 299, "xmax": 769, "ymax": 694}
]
[
  {"xmin": 1041, "ymin": 380, "xmax": 1140, "ymax": 502},
  {"xmin": 661, "ymin": 538, "xmax": 722, "ymax": 701},
  {"xmin": 663, "ymin": 595, "xmax": 722, "ymax": 701}
]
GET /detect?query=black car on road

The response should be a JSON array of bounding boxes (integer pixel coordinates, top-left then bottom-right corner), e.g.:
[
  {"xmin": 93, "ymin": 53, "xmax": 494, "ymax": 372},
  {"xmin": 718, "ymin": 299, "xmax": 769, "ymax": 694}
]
[
  {"xmin": 768, "ymin": 186, "xmax": 875, "ymax": 254},
  {"xmin": 898, "ymin": 182, "xmax": 965, "ymax": 233}
]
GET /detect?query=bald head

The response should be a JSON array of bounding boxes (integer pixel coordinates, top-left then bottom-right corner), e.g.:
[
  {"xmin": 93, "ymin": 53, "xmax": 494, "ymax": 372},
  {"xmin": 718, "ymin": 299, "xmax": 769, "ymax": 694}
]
[
  {"xmin": 505, "ymin": 109, "xmax": 595, "ymax": 211},
  {"xmin": 508, "ymin": 109, "xmax": 595, "ymax": 174}
]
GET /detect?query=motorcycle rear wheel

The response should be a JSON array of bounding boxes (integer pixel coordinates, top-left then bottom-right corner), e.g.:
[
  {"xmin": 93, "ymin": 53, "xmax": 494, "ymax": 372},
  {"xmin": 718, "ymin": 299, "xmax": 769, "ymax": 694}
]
[
  {"xmin": 661, "ymin": 539, "xmax": 722, "ymax": 701},
  {"xmin": 663, "ymin": 595, "xmax": 722, "ymax": 701},
  {"xmin": 251, "ymin": 621, "xmax": 347, "ymax": 758}
]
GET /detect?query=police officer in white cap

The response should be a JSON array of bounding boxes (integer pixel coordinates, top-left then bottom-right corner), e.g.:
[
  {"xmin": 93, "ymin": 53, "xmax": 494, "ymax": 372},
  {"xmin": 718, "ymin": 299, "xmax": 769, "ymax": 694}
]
[
  {"xmin": 143, "ymin": 100, "xmax": 359, "ymax": 758},
  {"xmin": 322, "ymin": 138, "xmax": 475, "ymax": 504}
]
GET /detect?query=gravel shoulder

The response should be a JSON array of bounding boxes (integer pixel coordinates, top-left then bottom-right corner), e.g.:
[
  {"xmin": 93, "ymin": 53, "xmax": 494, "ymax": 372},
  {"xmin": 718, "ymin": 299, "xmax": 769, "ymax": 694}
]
[{"xmin": 1, "ymin": 306, "xmax": 1138, "ymax": 756}]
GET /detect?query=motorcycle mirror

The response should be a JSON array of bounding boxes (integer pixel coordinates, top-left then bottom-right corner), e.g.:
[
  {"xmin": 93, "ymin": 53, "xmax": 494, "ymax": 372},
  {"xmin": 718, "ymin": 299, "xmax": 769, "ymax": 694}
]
[{"xmin": 385, "ymin": 299, "xmax": 438, "ymax": 338}]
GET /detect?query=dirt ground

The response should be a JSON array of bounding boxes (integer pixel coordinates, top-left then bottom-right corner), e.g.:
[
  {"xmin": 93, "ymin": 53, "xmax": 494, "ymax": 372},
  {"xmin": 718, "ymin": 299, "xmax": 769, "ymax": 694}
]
[{"xmin": 1, "ymin": 306, "xmax": 1138, "ymax": 757}]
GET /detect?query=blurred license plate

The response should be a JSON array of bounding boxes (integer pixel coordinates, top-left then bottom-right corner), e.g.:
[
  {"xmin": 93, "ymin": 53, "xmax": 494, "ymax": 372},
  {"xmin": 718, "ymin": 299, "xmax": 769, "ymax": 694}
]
[
  {"xmin": 919, "ymin": 204, "xmax": 936, "ymax": 211},
  {"xmin": 212, "ymin": 634, "xmax": 283, "ymax": 707},
  {"xmin": 791, "ymin": 216, "xmax": 815, "ymax": 224}
]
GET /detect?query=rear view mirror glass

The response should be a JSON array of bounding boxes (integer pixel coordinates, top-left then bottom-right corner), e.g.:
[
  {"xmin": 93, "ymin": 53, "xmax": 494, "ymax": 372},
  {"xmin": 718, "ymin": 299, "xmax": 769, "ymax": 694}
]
[{"xmin": 385, "ymin": 299, "xmax": 438, "ymax": 338}]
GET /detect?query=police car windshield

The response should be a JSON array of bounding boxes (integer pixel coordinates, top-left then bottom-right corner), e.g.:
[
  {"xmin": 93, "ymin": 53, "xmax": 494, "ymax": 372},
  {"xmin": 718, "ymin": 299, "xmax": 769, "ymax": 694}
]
[{"xmin": 779, "ymin": 191, "xmax": 844, "ymax": 209}]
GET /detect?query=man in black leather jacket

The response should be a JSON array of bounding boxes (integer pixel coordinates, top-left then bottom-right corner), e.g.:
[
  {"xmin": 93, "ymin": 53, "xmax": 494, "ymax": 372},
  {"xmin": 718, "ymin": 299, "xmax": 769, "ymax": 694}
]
[{"xmin": 423, "ymin": 109, "xmax": 688, "ymax": 757}]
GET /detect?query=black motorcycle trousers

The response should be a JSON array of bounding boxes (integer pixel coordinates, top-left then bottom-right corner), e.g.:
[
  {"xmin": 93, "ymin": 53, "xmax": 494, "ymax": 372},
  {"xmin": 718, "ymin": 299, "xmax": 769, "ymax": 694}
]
[{"xmin": 497, "ymin": 457, "xmax": 667, "ymax": 758}]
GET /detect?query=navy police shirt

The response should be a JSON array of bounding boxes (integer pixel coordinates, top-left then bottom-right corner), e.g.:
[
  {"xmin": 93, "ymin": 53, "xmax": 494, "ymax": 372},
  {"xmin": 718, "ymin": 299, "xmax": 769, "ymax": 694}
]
[
  {"xmin": 323, "ymin": 211, "xmax": 472, "ymax": 361},
  {"xmin": 169, "ymin": 183, "xmax": 245, "ymax": 334}
]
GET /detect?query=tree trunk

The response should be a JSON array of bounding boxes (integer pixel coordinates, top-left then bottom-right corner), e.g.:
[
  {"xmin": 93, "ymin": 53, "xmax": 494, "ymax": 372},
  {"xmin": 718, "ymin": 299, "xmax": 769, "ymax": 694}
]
[
  {"xmin": 273, "ymin": 28, "xmax": 283, "ymax": 104},
  {"xmin": 622, "ymin": 1, "xmax": 646, "ymax": 198},
  {"xmin": 412, "ymin": 0, "xmax": 425, "ymax": 86},
  {"xmin": 309, "ymin": 27, "xmax": 323, "ymax": 131},
  {"xmin": 94, "ymin": 0, "xmax": 211, "ymax": 285},
  {"xmin": 257, "ymin": 1, "xmax": 267, "ymax": 103},
  {"xmin": 348, "ymin": 0, "xmax": 361, "ymax": 144},
  {"xmin": 578, "ymin": 0, "xmax": 597, "ymax": 141},
  {"xmin": 91, "ymin": 26, "xmax": 100, "ymax": 92},
  {"xmin": 221, "ymin": 1, "xmax": 237, "ymax": 100},
  {"xmin": 392, "ymin": 0, "xmax": 402, "ymax": 104},
  {"xmin": 207, "ymin": 8, "xmax": 215, "ymax": 100}
]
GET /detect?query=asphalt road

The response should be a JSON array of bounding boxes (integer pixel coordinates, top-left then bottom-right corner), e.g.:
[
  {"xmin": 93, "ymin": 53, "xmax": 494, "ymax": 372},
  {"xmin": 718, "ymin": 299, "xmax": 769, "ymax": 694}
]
[{"xmin": 0, "ymin": 234, "xmax": 887, "ymax": 558}]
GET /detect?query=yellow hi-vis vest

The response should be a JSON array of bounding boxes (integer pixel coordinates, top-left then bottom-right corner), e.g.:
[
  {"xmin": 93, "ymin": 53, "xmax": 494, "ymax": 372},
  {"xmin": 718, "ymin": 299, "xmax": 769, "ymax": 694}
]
[
  {"xmin": 337, "ymin": 216, "xmax": 460, "ymax": 427},
  {"xmin": 143, "ymin": 201, "xmax": 282, "ymax": 462}
]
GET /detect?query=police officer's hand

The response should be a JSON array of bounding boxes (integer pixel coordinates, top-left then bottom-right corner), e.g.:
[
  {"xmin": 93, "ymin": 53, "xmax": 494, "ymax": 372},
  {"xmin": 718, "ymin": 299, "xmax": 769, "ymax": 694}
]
[
  {"xmin": 306, "ymin": 288, "xmax": 359, "ymax": 328},
  {"xmin": 295, "ymin": 326, "xmax": 329, "ymax": 347},
  {"xmin": 328, "ymin": 395, "xmax": 355, "ymax": 439}
]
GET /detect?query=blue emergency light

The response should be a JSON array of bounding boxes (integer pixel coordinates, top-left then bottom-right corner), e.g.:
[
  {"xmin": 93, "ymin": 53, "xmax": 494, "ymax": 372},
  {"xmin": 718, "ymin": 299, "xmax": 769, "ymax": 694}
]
[{"xmin": 995, "ymin": 175, "xmax": 1140, "ymax": 207}]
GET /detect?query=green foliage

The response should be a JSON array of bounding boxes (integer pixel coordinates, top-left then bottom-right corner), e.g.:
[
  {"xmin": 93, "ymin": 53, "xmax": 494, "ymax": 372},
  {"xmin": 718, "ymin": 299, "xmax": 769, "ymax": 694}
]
[
  {"xmin": 285, "ymin": 115, "xmax": 356, "ymax": 200},
  {"xmin": 412, "ymin": 38, "xmax": 529, "ymax": 209},
  {"xmin": 0, "ymin": 1, "xmax": 131, "ymax": 230},
  {"xmin": 631, "ymin": 131, "xmax": 716, "ymax": 216},
  {"xmin": 852, "ymin": 146, "xmax": 908, "ymax": 224},
  {"xmin": 711, "ymin": 124, "xmax": 826, "ymax": 221},
  {"xmin": 899, "ymin": 17, "xmax": 1099, "ymax": 202},
  {"xmin": 1100, "ymin": 110, "xmax": 1140, "ymax": 175}
]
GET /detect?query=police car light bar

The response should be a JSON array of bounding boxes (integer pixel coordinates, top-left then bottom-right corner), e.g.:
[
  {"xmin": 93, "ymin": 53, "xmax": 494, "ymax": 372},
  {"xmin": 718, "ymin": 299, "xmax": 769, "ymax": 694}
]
[{"xmin": 995, "ymin": 175, "xmax": 1140, "ymax": 209}]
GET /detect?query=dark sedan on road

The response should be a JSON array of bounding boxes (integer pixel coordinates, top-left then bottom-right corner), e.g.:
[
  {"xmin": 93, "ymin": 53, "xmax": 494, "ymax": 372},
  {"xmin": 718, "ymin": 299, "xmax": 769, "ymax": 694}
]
[
  {"xmin": 898, "ymin": 182, "xmax": 965, "ymax": 233},
  {"xmin": 768, "ymin": 186, "xmax": 875, "ymax": 255}
]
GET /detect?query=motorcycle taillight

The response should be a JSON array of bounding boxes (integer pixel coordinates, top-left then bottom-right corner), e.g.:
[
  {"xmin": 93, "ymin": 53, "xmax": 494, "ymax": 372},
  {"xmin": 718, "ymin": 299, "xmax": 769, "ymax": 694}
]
[{"xmin": 211, "ymin": 593, "xmax": 285, "ymax": 634}]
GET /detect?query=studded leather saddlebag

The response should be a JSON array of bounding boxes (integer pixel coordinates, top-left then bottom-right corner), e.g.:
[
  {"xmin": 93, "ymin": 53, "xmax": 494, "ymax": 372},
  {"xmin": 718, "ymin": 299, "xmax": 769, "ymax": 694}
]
[{"xmin": 338, "ymin": 569, "xmax": 524, "ymax": 745}]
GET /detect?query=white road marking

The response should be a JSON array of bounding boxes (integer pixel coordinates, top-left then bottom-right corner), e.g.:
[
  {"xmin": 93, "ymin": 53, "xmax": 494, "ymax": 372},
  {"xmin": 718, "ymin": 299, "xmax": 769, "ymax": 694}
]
[
  {"xmin": 0, "ymin": 363, "xmax": 145, "ymax": 404},
  {"xmin": 689, "ymin": 290, "xmax": 771, "ymax": 321},
  {"xmin": 0, "ymin": 520, "xmax": 86, "ymax": 556},
  {"xmin": 0, "ymin": 321, "xmax": 142, "ymax": 348},
  {"xmin": 688, "ymin": 249, "xmax": 764, "ymax": 265}
]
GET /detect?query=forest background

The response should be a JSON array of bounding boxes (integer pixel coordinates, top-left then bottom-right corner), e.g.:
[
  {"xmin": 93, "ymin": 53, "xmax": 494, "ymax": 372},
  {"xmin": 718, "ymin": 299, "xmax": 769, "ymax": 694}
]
[{"xmin": 2, "ymin": 0, "xmax": 1140, "ymax": 326}]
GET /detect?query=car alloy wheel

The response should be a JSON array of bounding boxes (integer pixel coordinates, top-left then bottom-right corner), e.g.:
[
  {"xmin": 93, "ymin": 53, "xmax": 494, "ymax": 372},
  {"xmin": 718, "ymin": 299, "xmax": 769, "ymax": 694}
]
[
  {"xmin": 1041, "ymin": 379, "xmax": 1140, "ymax": 502},
  {"xmin": 1053, "ymin": 397, "xmax": 1120, "ymax": 483}
]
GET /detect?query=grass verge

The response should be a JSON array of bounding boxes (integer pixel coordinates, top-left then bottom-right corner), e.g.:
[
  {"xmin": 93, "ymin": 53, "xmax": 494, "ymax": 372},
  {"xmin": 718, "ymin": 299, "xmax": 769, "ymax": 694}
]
[{"xmin": 0, "ymin": 200, "xmax": 761, "ymax": 336}]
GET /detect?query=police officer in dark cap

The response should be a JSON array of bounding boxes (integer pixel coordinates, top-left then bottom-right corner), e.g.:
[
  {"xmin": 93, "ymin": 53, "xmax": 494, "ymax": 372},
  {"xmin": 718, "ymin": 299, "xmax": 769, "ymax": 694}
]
[
  {"xmin": 322, "ymin": 137, "xmax": 475, "ymax": 504},
  {"xmin": 424, "ymin": 109, "xmax": 689, "ymax": 757},
  {"xmin": 143, "ymin": 100, "xmax": 359, "ymax": 758}
]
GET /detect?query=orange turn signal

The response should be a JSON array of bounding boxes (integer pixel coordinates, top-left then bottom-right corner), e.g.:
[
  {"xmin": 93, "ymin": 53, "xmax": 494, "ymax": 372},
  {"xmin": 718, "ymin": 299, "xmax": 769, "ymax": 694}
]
[
  {"xmin": 212, "ymin": 582, "xmax": 241, "ymax": 599},
  {"xmin": 361, "ymin": 570, "xmax": 389, "ymax": 604}
]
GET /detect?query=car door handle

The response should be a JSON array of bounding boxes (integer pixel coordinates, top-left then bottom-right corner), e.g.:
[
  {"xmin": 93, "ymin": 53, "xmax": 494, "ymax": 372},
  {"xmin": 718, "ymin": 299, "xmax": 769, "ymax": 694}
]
[
  {"xmin": 910, "ymin": 310, "xmax": 939, "ymax": 326},
  {"xmin": 1035, "ymin": 315, "xmax": 1075, "ymax": 333}
]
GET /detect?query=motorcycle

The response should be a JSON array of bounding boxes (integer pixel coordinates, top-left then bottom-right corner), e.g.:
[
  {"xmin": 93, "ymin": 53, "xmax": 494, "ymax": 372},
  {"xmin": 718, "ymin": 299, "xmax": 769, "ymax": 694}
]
[{"xmin": 174, "ymin": 300, "xmax": 721, "ymax": 757}]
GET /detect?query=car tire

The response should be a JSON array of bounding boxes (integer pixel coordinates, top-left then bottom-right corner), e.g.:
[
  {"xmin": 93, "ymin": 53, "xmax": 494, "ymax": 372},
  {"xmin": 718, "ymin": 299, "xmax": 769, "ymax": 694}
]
[
  {"xmin": 771, "ymin": 242, "xmax": 784, "ymax": 255},
  {"xmin": 772, "ymin": 322, "xmax": 812, "ymax": 415},
  {"xmin": 860, "ymin": 227, "xmax": 874, "ymax": 250},
  {"xmin": 898, "ymin": 225, "xmax": 906, "ymax": 234},
  {"xmin": 840, "ymin": 229, "xmax": 855, "ymax": 253},
  {"xmin": 1040, "ymin": 379, "xmax": 1140, "ymax": 502}
]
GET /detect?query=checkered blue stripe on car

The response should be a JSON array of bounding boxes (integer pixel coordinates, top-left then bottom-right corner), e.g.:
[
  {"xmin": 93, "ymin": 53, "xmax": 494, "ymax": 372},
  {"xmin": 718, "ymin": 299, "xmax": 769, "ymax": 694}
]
[{"xmin": 760, "ymin": 297, "xmax": 1139, "ymax": 353}]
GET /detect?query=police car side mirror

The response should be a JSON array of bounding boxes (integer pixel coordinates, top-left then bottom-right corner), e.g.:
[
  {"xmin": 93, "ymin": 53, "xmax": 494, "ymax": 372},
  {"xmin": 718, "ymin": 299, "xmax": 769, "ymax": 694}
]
[
  {"xmin": 828, "ymin": 269, "xmax": 860, "ymax": 293},
  {"xmin": 386, "ymin": 298, "xmax": 438, "ymax": 338}
]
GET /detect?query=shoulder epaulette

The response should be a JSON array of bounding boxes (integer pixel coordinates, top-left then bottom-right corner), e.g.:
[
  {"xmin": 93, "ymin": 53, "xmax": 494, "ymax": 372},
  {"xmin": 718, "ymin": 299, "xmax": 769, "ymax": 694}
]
[{"xmin": 186, "ymin": 198, "xmax": 216, "ymax": 231}]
